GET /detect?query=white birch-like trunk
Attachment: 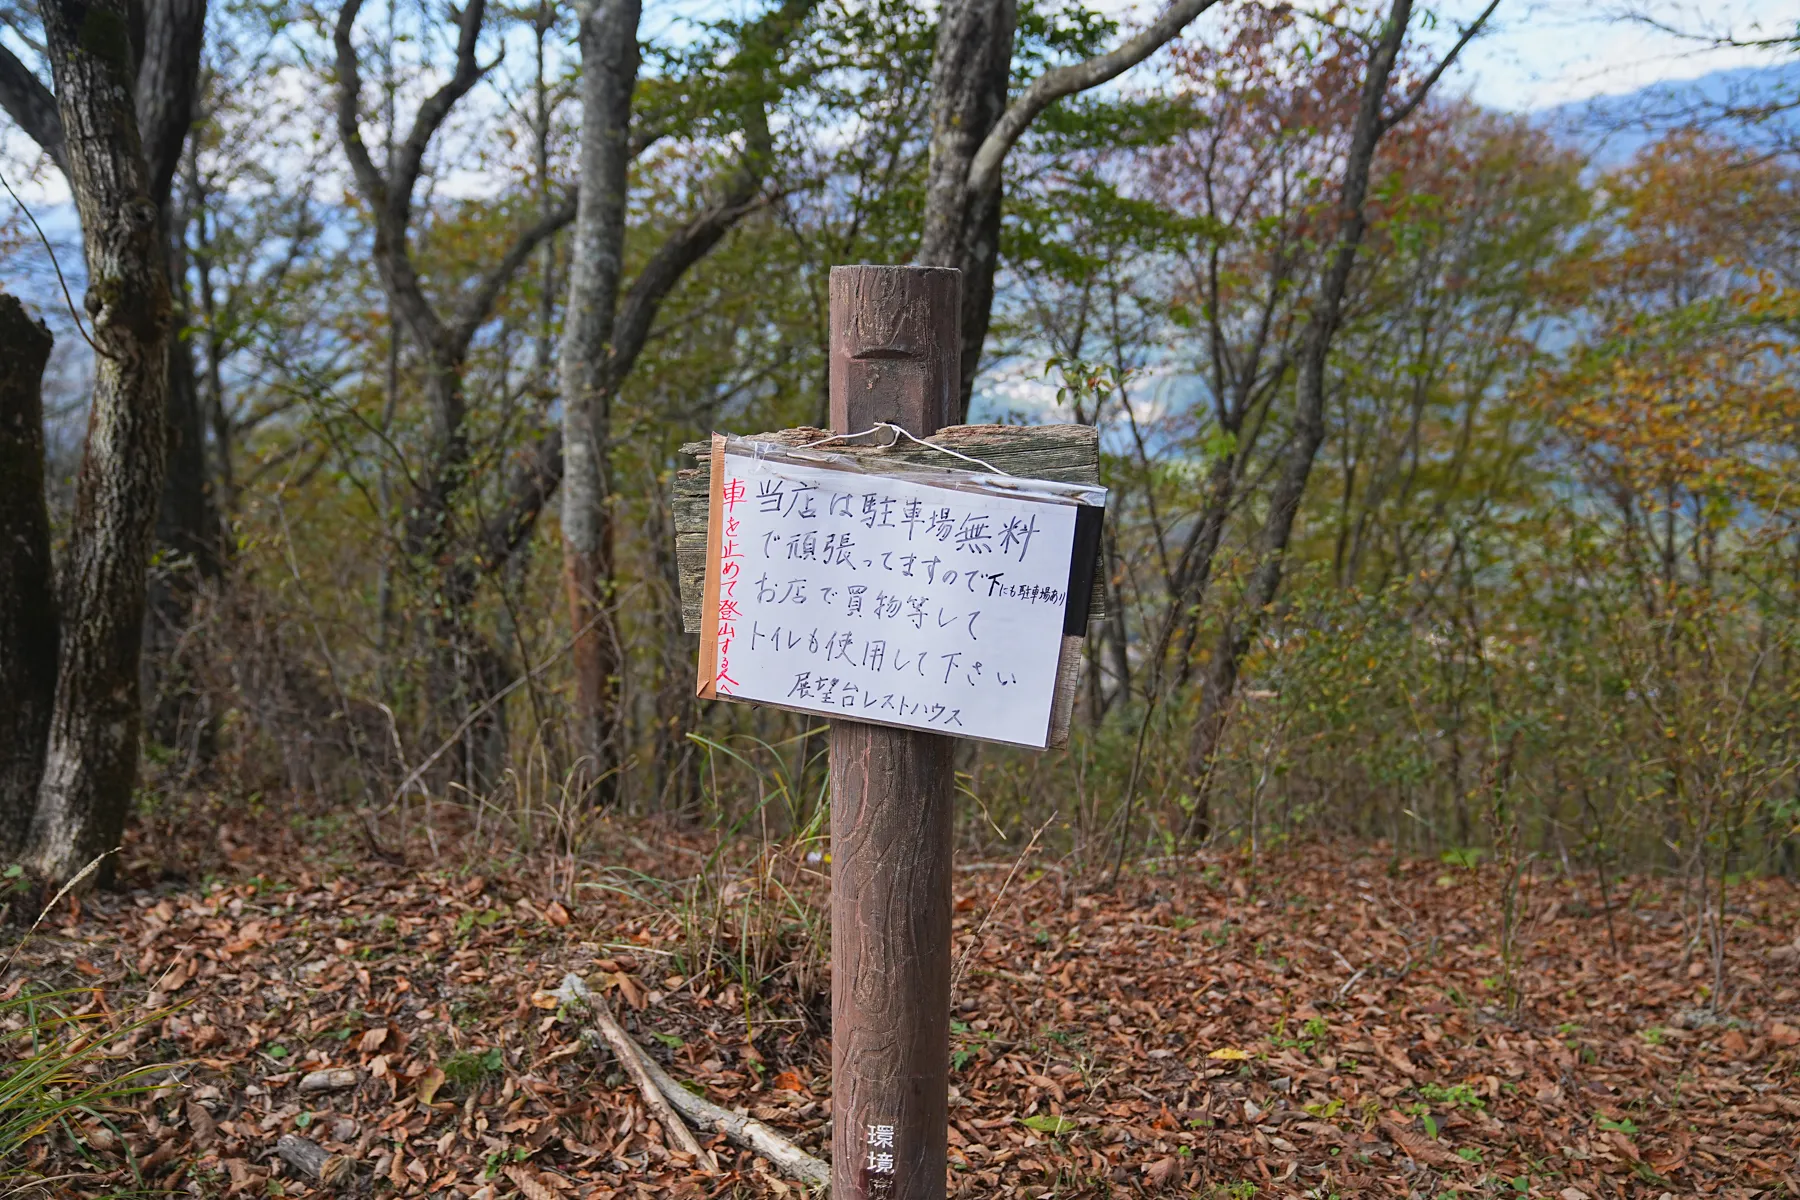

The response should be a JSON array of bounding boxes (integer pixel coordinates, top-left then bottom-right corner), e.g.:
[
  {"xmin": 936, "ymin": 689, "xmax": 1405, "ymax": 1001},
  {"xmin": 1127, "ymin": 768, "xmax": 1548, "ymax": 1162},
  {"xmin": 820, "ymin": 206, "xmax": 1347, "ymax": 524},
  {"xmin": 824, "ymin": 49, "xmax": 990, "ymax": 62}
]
[{"xmin": 559, "ymin": 0, "xmax": 641, "ymax": 801}]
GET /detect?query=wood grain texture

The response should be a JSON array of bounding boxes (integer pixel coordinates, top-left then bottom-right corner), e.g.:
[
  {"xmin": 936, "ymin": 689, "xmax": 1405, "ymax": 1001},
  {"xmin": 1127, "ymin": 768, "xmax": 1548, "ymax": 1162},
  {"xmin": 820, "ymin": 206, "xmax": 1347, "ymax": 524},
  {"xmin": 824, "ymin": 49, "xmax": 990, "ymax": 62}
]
[
  {"xmin": 829, "ymin": 264, "xmax": 957, "ymax": 1200},
  {"xmin": 1048, "ymin": 635, "xmax": 1085, "ymax": 749},
  {"xmin": 830, "ymin": 723, "xmax": 955, "ymax": 1200},
  {"xmin": 670, "ymin": 423, "xmax": 1105, "ymax": 633}
]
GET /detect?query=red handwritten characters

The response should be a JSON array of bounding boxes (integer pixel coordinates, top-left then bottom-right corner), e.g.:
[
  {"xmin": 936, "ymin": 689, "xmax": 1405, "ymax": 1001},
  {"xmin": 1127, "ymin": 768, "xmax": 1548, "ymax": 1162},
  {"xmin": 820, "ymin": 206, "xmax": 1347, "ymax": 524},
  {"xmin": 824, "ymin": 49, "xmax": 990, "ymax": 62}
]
[{"xmin": 715, "ymin": 474, "xmax": 748, "ymax": 693}]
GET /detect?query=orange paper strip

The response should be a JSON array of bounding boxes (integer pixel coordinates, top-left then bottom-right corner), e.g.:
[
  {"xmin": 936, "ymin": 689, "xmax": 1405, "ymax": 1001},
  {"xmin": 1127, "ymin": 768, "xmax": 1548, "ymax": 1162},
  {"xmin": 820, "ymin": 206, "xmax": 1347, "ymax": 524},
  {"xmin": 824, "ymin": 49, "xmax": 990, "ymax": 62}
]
[{"xmin": 694, "ymin": 433, "xmax": 726, "ymax": 698}]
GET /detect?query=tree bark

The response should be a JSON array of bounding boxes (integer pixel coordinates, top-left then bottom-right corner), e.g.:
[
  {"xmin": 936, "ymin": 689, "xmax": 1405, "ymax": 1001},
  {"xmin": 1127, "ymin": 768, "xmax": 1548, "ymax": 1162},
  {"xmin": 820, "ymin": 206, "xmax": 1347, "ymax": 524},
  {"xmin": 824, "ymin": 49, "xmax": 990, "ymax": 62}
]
[
  {"xmin": 0, "ymin": 295, "xmax": 59, "ymax": 855},
  {"xmin": 25, "ymin": 0, "xmax": 174, "ymax": 886},
  {"xmin": 560, "ymin": 0, "xmax": 640, "ymax": 805},
  {"xmin": 152, "ymin": 297, "xmax": 216, "ymax": 586},
  {"xmin": 141, "ymin": 0, "xmax": 215, "ymax": 592},
  {"xmin": 144, "ymin": 199, "xmax": 221, "ymax": 753},
  {"xmin": 550, "ymin": 0, "xmax": 810, "ymax": 801},
  {"xmin": 1, "ymin": 0, "xmax": 211, "ymax": 605},
  {"xmin": 135, "ymin": 0, "xmax": 207, "ymax": 205},
  {"xmin": 0, "ymin": 43, "xmax": 67, "ymax": 172}
]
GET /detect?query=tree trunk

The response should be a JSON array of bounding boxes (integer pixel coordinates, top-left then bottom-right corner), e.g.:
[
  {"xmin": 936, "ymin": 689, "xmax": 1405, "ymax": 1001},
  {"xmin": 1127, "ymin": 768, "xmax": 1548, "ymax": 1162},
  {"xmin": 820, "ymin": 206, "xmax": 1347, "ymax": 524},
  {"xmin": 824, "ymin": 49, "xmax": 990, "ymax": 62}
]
[
  {"xmin": 334, "ymin": 0, "xmax": 580, "ymax": 792},
  {"xmin": 411, "ymin": 365, "xmax": 496, "ymax": 791},
  {"xmin": 143, "ymin": 213, "xmax": 220, "ymax": 754},
  {"xmin": 916, "ymin": 0, "xmax": 1014, "ymax": 418},
  {"xmin": 1182, "ymin": 0, "xmax": 1413, "ymax": 842},
  {"xmin": 142, "ymin": 0, "xmax": 216, "ymax": 644},
  {"xmin": 135, "ymin": 0, "xmax": 207, "ymax": 207},
  {"xmin": 951, "ymin": 183, "xmax": 1004, "ymax": 416},
  {"xmin": 152, "ymin": 299, "xmax": 216, "ymax": 587},
  {"xmin": 137, "ymin": 0, "xmax": 213, "ymax": 769},
  {"xmin": 1166, "ymin": 450, "xmax": 1241, "ymax": 680},
  {"xmin": 559, "ymin": 0, "xmax": 640, "ymax": 805},
  {"xmin": 25, "ymin": 0, "xmax": 174, "ymax": 886},
  {"xmin": 917, "ymin": 0, "xmax": 1224, "ymax": 419},
  {"xmin": 0, "ymin": 295, "xmax": 59, "ymax": 854}
]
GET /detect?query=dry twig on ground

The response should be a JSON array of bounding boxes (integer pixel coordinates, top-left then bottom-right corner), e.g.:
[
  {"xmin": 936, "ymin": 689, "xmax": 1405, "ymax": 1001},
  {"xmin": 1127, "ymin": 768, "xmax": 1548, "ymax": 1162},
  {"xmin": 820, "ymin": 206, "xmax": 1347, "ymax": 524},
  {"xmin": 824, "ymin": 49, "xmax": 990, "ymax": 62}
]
[{"xmin": 556, "ymin": 971, "xmax": 832, "ymax": 1189}]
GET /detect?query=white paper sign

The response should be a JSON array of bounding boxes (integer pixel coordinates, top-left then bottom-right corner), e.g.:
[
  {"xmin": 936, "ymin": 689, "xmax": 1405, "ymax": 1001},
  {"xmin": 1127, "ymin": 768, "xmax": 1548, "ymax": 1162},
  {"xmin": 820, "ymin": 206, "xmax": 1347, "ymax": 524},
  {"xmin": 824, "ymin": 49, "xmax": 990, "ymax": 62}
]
[{"xmin": 700, "ymin": 442, "xmax": 1092, "ymax": 748}]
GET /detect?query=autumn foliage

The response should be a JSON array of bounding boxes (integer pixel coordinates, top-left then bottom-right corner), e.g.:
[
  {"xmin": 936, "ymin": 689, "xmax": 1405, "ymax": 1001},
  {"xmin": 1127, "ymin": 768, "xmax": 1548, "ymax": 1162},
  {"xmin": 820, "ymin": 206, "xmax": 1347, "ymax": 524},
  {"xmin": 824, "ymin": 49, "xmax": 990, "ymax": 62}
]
[{"xmin": 3, "ymin": 0, "xmax": 1800, "ymax": 1194}]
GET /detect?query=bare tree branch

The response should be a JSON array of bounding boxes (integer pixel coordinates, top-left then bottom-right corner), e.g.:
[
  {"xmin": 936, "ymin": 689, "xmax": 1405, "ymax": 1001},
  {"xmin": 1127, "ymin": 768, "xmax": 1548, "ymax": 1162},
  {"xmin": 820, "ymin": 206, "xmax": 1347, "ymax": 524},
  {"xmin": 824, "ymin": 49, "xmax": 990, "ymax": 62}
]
[
  {"xmin": 1620, "ymin": 6, "xmax": 1800, "ymax": 51},
  {"xmin": 389, "ymin": 0, "xmax": 493, "ymax": 224},
  {"xmin": 333, "ymin": 0, "xmax": 511, "ymax": 357},
  {"xmin": 607, "ymin": 183, "xmax": 771, "ymax": 388},
  {"xmin": 332, "ymin": 0, "xmax": 446, "ymax": 350},
  {"xmin": 964, "ymin": 0, "xmax": 1223, "ymax": 203},
  {"xmin": 448, "ymin": 191, "xmax": 577, "ymax": 353},
  {"xmin": 0, "ymin": 41, "xmax": 66, "ymax": 172},
  {"xmin": 484, "ymin": 0, "xmax": 815, "ymax": 580},
  {"xmin": 331, "ymin": 0, "xmax": 383, "ymax": 207},
  {"xmin": 628, "ymin": 125, "xmax": 663, "ymax": 159},
  {"xmin": 135, "ymin": 0, "xmax": 206, "ymax": 205},
  {"xmin": 483, "ymin": 162, "xmax": 777, "ymax": 575},
  {"xmin": 1379, "ymin": 0, "xmax": 1500, "ymax": 133}
]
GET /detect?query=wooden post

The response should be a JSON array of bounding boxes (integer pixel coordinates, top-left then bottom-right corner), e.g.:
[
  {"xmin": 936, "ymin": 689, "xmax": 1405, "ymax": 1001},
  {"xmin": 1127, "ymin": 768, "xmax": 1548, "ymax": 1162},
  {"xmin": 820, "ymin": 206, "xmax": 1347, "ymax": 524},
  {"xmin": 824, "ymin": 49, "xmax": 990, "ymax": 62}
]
[{"xmin": 828, "ymin": 264, "xmax": 960, "ymax": 1200}]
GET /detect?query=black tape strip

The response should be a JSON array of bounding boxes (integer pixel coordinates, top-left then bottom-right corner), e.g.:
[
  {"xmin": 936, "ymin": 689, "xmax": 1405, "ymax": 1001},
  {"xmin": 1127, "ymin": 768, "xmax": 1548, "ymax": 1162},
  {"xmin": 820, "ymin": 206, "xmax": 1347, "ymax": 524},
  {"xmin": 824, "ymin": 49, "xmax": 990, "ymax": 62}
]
[{"xmin": 1063, "ymin": 504, "xmax": 1104, "ymax": 637}]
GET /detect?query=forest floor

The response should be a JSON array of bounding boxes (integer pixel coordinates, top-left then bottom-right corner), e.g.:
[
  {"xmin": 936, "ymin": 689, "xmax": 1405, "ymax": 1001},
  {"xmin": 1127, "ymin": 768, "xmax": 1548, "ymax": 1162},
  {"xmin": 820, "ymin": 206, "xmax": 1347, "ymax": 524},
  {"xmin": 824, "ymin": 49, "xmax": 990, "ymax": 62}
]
[{"xmin": 4, "ymin": 803, "xmax": 1798, "ymax": 1200}]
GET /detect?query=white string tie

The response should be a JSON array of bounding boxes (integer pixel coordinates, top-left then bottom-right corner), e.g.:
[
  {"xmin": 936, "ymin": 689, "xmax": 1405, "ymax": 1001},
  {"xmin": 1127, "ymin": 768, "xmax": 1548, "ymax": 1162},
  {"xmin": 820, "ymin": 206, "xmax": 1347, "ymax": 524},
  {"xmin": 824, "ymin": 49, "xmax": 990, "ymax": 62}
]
[{"xmin": 790, "ymin": 422, "xmax": 1014, "ymax": 476}]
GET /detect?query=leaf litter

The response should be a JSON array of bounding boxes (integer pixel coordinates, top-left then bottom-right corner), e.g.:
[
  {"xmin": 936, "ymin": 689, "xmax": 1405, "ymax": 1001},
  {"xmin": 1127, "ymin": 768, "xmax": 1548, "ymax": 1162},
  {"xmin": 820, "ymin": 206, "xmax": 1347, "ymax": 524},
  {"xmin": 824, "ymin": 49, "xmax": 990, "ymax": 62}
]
[{"xmin": 3, "ymin": 827, "xmax": 1796, "ymax": 1198}]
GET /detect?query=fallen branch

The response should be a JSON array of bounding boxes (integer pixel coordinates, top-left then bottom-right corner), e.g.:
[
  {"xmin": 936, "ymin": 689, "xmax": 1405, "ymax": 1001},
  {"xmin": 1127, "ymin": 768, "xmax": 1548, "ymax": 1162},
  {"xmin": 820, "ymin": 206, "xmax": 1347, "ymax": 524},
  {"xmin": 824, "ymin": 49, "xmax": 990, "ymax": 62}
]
[
  {"xmin": 551, "ymin": 974, "xmax": 715, "ymax": 1171},
  {"xmin": 555, "ymin": 973, "xmax": 828, "ymax": 1190},
  {"xmin": 619, "ymin": 1028, "xmax": 832, "ymax": 1190}
]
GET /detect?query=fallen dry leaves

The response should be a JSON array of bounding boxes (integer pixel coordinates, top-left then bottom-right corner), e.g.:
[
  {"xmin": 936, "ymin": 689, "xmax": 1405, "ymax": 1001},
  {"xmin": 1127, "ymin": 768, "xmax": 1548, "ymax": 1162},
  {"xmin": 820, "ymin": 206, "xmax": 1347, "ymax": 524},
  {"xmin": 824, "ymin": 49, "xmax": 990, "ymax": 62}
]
[{"xmin": 3, "ymin": 827, "xmax": 1796, "ymax": 1199}]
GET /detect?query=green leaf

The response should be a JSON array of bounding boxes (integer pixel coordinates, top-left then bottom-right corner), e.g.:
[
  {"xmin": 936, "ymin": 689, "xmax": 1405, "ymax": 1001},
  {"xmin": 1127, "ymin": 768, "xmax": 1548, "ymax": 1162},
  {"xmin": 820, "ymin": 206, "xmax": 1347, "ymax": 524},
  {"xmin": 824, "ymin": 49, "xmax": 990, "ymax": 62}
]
[{"xmin": 1019, "ymin": 1114, "xmax": 1075, "ymax": 1135}]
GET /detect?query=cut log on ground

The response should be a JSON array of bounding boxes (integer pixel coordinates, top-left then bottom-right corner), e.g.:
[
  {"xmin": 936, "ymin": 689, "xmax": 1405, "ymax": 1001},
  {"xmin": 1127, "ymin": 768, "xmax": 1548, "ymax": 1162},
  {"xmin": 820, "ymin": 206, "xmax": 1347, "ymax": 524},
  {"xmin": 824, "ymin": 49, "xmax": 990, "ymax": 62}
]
[{"xmin": 555, "ymin": 972, "xmax": 829, "ymax": 1190}]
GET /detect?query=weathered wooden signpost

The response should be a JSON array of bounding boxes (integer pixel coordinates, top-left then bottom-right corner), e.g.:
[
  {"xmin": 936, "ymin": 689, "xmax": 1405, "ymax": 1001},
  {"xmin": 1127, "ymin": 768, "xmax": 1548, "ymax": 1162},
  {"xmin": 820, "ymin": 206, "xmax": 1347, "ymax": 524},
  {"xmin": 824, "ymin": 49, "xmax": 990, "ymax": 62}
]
[
  {"xmin": 823, "ymin": 264, "xmax": 958, "ymax": 1200},
  {"xmin": 674, "ymin": 264, "xmax": 1104, "ymax": 1199}
]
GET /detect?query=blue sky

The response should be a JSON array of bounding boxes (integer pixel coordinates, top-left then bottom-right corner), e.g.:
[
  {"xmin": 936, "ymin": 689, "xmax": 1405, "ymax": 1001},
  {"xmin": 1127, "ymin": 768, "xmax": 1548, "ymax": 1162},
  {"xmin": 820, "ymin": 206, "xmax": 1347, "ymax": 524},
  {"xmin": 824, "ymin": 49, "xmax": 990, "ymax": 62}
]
[
  {"xmin": 1417, "ymin": 0, "xmax": 1794, "ymax": 111},
  {"xmin": 5, "ymin": 0, "xmax": 1795, "ymax": 196},
  {"xmin": 4, "ymin": 0, "xmax": 1794, "ymax": 355}
]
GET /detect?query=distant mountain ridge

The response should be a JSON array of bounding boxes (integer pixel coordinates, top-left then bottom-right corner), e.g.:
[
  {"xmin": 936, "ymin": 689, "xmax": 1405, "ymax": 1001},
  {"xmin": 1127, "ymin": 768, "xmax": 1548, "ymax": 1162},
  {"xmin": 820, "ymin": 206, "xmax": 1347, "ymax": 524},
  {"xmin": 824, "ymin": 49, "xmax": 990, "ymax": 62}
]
[{"xmin": 1534, "ymin": 59, "xmax": 1800, "ymax": 164}]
